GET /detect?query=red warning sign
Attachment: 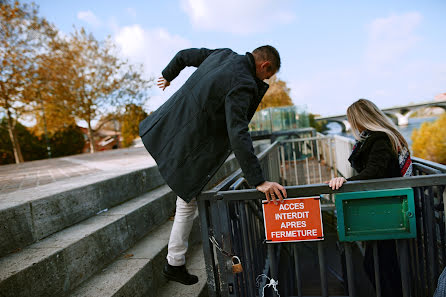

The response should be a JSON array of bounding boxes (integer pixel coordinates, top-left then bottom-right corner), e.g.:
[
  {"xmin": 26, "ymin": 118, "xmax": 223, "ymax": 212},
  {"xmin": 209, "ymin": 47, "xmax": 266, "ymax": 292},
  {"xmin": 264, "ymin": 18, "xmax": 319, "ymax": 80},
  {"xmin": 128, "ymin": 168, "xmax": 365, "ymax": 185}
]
[{"xmin": 262, "ymin": 197, "xmax": 324, "ymax": 243}]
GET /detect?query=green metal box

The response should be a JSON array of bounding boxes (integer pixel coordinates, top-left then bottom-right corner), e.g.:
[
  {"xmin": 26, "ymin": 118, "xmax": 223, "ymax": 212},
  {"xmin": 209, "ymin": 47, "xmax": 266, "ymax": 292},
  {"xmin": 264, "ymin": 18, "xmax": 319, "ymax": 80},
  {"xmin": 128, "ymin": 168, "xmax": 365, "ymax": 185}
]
[{"xmin": 335, "ymin": 188, "xmax": 416, "ymax": 242}]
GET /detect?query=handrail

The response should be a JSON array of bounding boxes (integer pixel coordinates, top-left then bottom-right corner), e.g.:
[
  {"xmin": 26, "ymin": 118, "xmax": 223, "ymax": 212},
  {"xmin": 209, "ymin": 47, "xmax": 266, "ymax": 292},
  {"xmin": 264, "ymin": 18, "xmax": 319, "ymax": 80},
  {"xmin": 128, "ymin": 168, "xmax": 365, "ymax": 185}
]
[
  {"xmin": 413, "ymin": 156, "xmax": 446, "ymax": 173},
  {"xmin": 256, "ymin": 140, "xmax": 280, "ymax": 161},
  {"xmin": 413, "ymin": 162, "xmax": 442, "ymax": 174},
  {"xmin": 279, "ymin": 136, "xmax": 331, "ymax": 143},
  {"xmin": 200, "ymin": 174, "xmax": 446, "ymax": 201}
]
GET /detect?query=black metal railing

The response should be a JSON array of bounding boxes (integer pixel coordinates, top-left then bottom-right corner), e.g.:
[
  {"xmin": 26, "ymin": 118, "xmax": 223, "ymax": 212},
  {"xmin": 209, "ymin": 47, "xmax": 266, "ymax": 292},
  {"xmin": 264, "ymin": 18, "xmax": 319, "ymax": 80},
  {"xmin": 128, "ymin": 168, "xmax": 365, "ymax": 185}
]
[{"xmin": 198, "ymin": 133, "xmax": 446, "ymax": 297}]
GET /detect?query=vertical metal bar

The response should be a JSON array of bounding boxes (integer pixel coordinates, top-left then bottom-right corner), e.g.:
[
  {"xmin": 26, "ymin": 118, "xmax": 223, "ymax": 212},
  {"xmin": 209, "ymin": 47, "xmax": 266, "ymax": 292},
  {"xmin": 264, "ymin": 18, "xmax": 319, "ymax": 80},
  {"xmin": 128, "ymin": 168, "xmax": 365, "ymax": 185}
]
[
  {"xmin": 233, "ymin": 202, "xmax": 244, "ymax": 297},
  {"xmin": 268, "ymin": 146, "xmax": 273, "ymax": 181},
  {"xmin": 247, "ymin": 202, "xmax": 259, "ymax": 297},
  {"xmin": 292, "ymin": 141, "xmax": 299, "ymax": 185},
  {"xmin": 304, "ymin": 140, "xmax": 310, "ymax": 184},
  {"xmin": 198, "ymin": 199, "xmax": 218, "ymax": 297},
  {"xmin": 437, "ymin": 186, "xmax": 446, "ymax": 266},
  {"xmin": 268, "ymin": 244, "xmax": 277, "ymax": 280},
  {"xmin": 345, "ymin": 242, "xmax": 356, "ymax": 297},
  {"xmin": 331, "ymin": 138, "xmax": 338, "ymax": 177},
  {"xmin": 428, "ymin": 186, "xmax": 439, "ymax": 280},
  {"xmin": 239, "ymin": 202, "xmax": 255, "ymax": 297},
  {"xmin": 216, "ymin": 200, "xmax": 236, "ymax": 296},
  {"xmin": 276, "ymin": 145, "xmax": 282, "ymax": 184},
  {"xmin": 414, "ymin": 186, "xmax": 427, "ymax": 296},
  {"xmin": 210, "ymin": 200, "xmax": 225, "ymax": 295},
  {"xmin": 329, "ymin": 138, "xmax": 335, "ymax": 179},
  {"xmin": 274, "ymin": 146, "xmax": 281, "ymax": 183},
  {"xmin": 281, "ymin": 144, "xmax": 287, "ymax": 185},
  {"xmin": 397, "ymin": 240, "xmax": 412, "ymax": 297},
  {"xmin": 443, "ymin": 186, "xmax": 446, "ymax": 253},
  {"xmin": 310, "ymin": 140, "xmax": 316, "ymax": 184},
  {"xmin": 436, "ymin": 186, "xmax": 446, "ymax": 279},
  {"xmin": 293, "ymin": 244, "xmax": 303, "ymax": 297},
  {"xmin": 423, "ymin": 186, "xmax": 437, "ymax": 295},
  {"xmin": 287, "ymin": 142, "xmax": 293, "ymax": 186},
  {"xmin": 372, "ymin": 241, "xmax": 382, "ymax": 297},
  {"xmin": 318, "ymin": 241, "xmax": 328, "ymax": 297},
  {"xmin": 409, "ymin": 239, "xmax": 420, "ymax": 296},
  {"xmin": 251, "ymin": 204, "xmax": 261, "ymax": 275},
  {"xmin": 316, "ymin": 139, "xmax": 322, "ymax": 183}
]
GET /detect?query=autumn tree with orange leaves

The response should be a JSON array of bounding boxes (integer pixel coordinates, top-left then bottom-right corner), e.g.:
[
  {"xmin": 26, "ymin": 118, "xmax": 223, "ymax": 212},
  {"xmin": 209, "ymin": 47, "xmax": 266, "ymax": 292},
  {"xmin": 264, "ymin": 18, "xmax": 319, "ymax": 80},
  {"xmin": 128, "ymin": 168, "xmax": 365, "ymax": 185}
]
[
  {"xmin": 54, "ymin": 28, "xmax": 152, "ymax": 153},
  {"xmin": 1, "ymin": 0, "xmax": 57, "ymax": 163},
  {"xmin": 412, "ymin": 114, "xmax": 446, "ymax": 164},
  {"xmin": 257, "ymin": 75, "xmax": 293, "ymax": 111}
]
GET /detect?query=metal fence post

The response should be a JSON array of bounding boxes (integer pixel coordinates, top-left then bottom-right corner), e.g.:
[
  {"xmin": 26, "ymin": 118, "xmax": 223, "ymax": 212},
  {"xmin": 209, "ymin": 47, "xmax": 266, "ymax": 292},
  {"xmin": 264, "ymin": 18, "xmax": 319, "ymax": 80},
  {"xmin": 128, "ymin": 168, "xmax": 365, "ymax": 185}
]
[
  {"xmin": 198, "ymin": 199, "xmax": 218, "ymax": 297},
  {"xmin": 293, "ymin": 244, "xmax": 303, "ymax": 297},
  {"xmin": 397, "ymin": 239, "xmax": 412, "ymax": 297},
  {"xmin": 372, "ymin": 241, "xmax": 382, "ymax": 297},
  {"xmin": 317, "ymin": 241, "xmax": 328, "ymax": 297},
  {"xmin": 345, "ymin": 242, "xmax": 357, "ymax": 297},
  {"xmin": 268, "ymin": 244, "xmax": 277, "ymax": 280}
]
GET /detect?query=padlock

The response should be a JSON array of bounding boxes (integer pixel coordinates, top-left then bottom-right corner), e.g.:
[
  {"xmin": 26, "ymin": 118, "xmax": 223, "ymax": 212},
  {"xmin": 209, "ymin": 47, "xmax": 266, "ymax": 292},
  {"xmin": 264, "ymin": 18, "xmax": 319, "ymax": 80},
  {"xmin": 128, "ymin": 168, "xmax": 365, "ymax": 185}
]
[{"xmin": 231, "ymin": 256, "xmax": 243, "ymax": 274}]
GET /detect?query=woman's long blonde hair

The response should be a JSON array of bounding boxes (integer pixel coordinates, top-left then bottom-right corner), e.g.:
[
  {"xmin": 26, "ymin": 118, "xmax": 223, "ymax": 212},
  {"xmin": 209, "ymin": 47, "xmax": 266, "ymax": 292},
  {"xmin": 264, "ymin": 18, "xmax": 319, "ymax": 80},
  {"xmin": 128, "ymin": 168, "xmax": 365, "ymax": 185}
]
[{"xmin": 347, "ymin": 99, "xmax": 408, "ymax": 153}]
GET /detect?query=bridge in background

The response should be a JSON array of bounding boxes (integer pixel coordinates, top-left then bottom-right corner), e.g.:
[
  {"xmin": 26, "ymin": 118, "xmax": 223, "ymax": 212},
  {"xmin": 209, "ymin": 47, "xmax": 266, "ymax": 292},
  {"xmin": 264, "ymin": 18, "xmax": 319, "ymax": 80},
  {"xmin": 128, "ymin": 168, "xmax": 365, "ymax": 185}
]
[{"xmin": 315, "ymin": 100, "xmax": 446, "ymax": 132}]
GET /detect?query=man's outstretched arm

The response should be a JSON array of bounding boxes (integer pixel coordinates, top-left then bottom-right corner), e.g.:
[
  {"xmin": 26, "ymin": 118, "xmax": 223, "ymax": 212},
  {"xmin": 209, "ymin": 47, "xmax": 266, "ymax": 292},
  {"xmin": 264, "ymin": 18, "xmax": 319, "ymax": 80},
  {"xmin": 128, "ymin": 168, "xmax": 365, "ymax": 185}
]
[{"xmin": 161, "ymin": 48, "xmax": 215, "ymax": 83}]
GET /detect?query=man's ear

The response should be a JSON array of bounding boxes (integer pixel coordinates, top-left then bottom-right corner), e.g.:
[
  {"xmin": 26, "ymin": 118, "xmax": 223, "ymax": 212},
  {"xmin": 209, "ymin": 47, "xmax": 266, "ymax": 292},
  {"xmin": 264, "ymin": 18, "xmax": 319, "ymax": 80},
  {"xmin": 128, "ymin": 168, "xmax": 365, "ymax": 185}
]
[{"xmin": 261, "ymin": 61, "xmax": 271, "ymax": 70}]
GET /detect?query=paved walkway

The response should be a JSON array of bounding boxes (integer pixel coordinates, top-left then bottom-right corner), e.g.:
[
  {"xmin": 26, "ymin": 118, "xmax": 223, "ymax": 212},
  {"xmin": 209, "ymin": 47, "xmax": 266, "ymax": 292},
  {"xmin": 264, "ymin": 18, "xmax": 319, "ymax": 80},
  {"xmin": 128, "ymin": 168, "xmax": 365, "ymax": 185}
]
[{"xmin": 0, "ymin": 147, "xmax": 155, "ymax": 195}]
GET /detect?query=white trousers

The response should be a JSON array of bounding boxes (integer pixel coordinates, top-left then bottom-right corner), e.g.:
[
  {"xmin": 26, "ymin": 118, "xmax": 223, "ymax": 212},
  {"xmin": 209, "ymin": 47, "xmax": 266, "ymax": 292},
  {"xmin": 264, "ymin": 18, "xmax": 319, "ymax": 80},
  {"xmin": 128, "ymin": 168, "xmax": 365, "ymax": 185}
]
[{"xmin": 166, "ymin": 197, "xmax": 198, "ymax": 266}]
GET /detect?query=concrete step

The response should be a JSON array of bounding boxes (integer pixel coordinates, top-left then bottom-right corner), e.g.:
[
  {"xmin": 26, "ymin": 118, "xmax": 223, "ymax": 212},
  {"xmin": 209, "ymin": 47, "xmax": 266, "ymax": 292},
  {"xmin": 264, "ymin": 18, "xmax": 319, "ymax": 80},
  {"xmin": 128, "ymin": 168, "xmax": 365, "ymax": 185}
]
[
  {"xmin": 0, "ymin": 185, "xmax": 177, "ymax": 297},
  {"xmin": 0, "ymin": 141, "xmax": 268, "ymax": 258},
  {"xmin": 68, "ymin": 220, "xmax": 203, "ymax": 297},
  {"xmin": 0, "ymin": 166, "xmax": 165, "ymax": 258},
  {"xmin": 0, "ymin": 140, "xmax": 268, "ymax": 296}
]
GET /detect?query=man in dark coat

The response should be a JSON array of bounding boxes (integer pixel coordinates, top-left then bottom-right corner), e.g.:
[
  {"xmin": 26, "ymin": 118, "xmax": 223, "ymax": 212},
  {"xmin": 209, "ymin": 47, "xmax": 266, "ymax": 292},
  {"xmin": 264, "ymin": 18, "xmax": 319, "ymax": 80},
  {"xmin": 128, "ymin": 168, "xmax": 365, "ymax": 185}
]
[{"xmin": 139, "ymin": 46, "xmax": 287, "ymax": 285}]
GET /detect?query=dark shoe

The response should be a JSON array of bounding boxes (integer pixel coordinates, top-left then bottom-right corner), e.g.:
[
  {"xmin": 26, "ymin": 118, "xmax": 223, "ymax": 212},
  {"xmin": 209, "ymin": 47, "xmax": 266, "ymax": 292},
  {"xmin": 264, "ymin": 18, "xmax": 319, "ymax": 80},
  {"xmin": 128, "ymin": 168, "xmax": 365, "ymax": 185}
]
[{"xmin": 162, "ymin": 263, "xmax": 199, "ymax": 285}]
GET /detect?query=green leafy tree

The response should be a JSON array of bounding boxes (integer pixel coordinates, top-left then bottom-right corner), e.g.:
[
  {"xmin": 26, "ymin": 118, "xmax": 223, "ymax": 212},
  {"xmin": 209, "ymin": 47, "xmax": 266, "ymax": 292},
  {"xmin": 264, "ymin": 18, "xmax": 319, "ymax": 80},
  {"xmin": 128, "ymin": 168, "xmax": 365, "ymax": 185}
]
[
  {"xmin": 309, "ymin": 113, "xmax": 328, "ymax": 132},
  {"xmin": 0, "ymin": 117, "xmax": 46, "ymax": 164},
  {"xmin": 49, "ymin": 125, "xmax": 85, "ymax": 158}
]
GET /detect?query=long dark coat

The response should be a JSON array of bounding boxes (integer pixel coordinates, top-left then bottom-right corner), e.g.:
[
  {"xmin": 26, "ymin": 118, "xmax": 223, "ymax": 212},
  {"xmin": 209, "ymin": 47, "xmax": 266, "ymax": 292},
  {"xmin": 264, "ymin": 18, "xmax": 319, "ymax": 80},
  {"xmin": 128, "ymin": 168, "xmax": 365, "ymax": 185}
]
[{"xmin": 139, "ymin": 48, "xmax": 269, "ymax": 202}]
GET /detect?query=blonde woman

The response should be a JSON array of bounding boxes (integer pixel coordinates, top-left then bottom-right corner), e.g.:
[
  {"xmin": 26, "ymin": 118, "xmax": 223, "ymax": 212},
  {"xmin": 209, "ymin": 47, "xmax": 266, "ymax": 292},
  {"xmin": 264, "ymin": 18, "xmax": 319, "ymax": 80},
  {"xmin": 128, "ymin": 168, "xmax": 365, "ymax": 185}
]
[
  {"xmin": 328, "ymin": 98, "xmax": 412, "ymax": 297},
  {"xmin": 328, "ymin": 98, "xmax": 412, "ymax": 190}
]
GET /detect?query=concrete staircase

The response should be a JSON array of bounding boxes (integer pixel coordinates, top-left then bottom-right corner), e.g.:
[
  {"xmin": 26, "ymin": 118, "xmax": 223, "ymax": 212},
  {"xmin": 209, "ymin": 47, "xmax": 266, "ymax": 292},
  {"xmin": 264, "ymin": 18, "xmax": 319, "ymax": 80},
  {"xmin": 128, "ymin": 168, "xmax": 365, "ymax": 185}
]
[{"xmin": 0, "ymin": 141, "xmax": 269, "ymax": 297}]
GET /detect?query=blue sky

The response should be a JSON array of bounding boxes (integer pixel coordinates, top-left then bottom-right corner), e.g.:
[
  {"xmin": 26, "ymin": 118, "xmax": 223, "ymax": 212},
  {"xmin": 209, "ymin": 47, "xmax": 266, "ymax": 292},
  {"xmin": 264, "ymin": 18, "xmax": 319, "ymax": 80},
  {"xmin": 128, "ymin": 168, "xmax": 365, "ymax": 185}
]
[{"xmin": 30, "ymin": 0, "xmax": 446, "ymax": 116}]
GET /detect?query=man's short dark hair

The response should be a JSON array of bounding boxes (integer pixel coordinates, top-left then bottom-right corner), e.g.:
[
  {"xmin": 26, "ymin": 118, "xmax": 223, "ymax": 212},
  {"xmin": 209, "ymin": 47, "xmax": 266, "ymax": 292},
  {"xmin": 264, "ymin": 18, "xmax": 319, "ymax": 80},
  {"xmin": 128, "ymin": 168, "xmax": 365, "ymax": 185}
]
[{"xmin": 252, "ymin": 45, "xmax": 281, "ymax": 72}]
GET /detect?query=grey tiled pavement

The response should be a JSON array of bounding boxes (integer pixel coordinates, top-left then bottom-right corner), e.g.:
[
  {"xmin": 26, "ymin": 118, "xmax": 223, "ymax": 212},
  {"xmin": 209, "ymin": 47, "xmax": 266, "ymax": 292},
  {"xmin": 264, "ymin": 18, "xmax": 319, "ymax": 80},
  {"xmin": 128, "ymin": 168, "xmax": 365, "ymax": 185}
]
[{"xmin": 0, "ymin": 147, "xmax": 156, "ymax": 195}]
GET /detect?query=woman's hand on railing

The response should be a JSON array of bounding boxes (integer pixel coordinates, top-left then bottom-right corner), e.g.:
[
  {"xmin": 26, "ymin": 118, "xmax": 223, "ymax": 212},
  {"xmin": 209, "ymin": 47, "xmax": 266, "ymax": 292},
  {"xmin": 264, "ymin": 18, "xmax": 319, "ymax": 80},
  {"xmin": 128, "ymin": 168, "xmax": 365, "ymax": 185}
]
[
  {"xmin": 256, "ymin": 181, "xmax": 287, "ymax": 205},
  {"xmin": 325, "ymin": 177, "xmax": 347, "ymax": 190}
]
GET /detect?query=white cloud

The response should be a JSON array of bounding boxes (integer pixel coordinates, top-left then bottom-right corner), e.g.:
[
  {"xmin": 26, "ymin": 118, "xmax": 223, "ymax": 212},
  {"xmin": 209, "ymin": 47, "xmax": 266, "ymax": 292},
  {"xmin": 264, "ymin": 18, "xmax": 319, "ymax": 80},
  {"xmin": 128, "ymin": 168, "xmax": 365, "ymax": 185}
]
[
  {"xmin": 181, "ymin": 0, "xmax": 295, "ymax": 34},
  {"xmin": 77, "ymin": 10, "xmax": 102, "ymax": 27},
  {"xmin": 114, "ymin": 25, "xmax": 193, "ymax": 112},
  {"xmin": 114, "ymin": 25, "xmax": 191, "ymax": 76},
  {"xmin": 365, "ymin": 12, "xmax": 422, "ymax": 72}
]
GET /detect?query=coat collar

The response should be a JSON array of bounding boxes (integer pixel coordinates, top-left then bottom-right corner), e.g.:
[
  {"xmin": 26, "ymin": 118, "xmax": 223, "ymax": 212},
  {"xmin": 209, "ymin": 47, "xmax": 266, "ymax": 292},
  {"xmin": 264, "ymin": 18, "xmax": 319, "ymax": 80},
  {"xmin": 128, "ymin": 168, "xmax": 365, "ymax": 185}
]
[{"xmin": 246, "ymin": 52, "xmax": 269, "ymax": 97}]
